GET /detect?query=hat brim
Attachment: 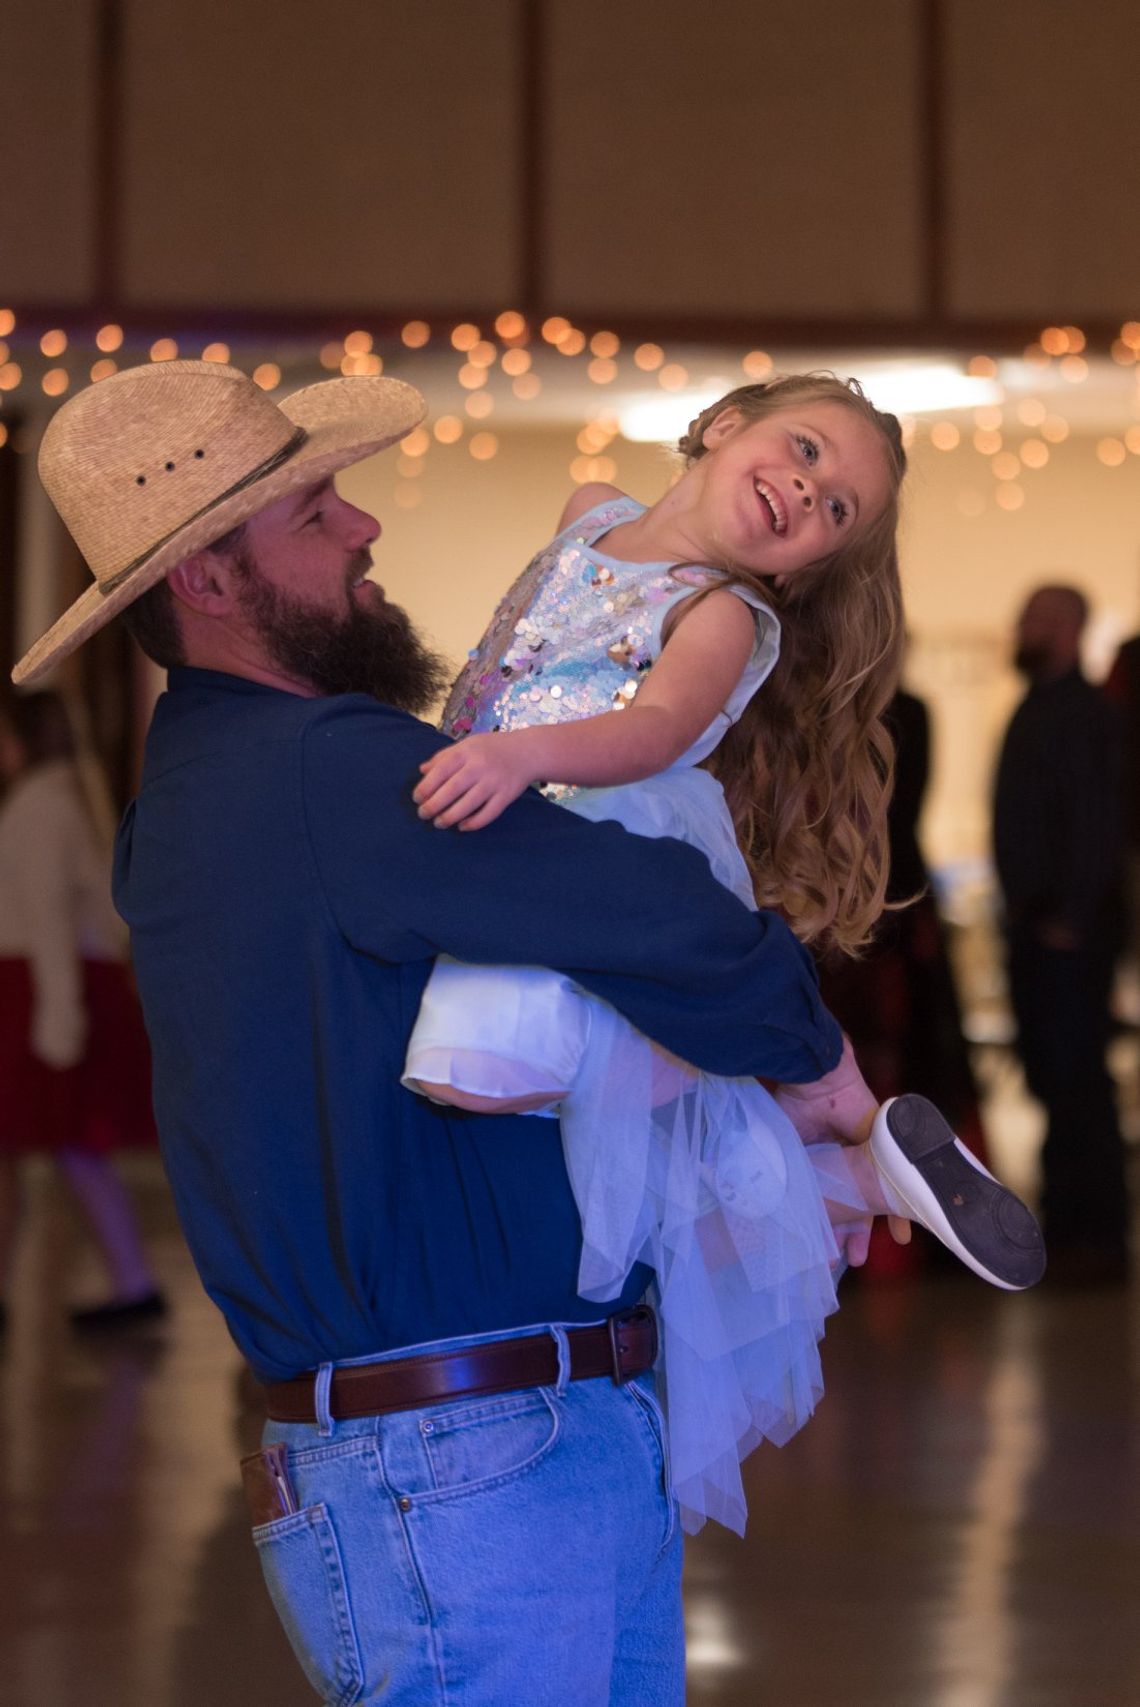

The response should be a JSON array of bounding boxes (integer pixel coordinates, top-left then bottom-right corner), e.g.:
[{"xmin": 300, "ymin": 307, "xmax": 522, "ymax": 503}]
[{"xmin": 12, "ymin": 375, "xmax": 426, "ymax": 686}]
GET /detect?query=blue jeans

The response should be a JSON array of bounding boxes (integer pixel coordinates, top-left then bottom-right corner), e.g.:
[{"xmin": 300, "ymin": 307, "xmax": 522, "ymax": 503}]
[{"xmin": 252, "ymin": 1323, "xmax": 685, "ymax": 1705}]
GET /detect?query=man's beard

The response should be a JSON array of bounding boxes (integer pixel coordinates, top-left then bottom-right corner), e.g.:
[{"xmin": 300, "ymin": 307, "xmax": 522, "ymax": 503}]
[{"xmin": 234, "ymin": 548, "xmax": 450, "ymax": 713}]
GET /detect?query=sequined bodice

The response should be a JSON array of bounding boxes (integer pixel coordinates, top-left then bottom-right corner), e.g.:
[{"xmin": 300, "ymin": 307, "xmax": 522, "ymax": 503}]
[
  {"xmin": 446, "ymin": 500, "xmax": 700, "ymax": 732},
  {"xmin": 443, "ymin": 498, "xmax": 781, "ymax": 798}
]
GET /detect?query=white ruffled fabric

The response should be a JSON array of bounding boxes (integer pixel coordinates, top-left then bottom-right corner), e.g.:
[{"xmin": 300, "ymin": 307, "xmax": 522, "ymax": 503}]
[{"xmin": 405, "ymin": 766, "xmax": 888, "ymax": 1535}]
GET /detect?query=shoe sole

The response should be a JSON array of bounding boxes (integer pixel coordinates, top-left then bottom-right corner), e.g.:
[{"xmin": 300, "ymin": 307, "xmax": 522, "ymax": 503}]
[{"xmin": 870, "ymin": 1095, "xmax": 1046, "ymax": 1290}]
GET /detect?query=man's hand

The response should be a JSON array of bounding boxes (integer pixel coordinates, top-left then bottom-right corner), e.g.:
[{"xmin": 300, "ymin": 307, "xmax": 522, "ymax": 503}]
[
  {"xmin": 773, "ymin": 1035, "xmax": 877, "ymax": 1146},
  {"xmin": 774, "ymin": 1036, "xmax": 911, "ymax": 1265},
  {"xmin": 413, "ymin": 735, "xmax": 535, "ymax": 831}
]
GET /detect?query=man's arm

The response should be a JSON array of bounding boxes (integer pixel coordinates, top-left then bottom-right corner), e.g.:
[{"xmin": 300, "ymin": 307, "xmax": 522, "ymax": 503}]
[{"xmin": 301, "ymin": 700, "xmax": 842, "ymax": 1085}]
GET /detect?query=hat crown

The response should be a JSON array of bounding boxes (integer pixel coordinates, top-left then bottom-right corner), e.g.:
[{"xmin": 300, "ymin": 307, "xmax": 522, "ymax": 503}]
[{"xmin": 38, "ymin": 362, "xmax": 301, "ymax": 583}]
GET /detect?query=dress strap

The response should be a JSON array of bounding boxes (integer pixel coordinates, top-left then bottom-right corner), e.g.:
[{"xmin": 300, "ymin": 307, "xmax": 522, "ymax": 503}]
[{"xmin": 559, "ymin": 496, "xmax": 645, "ymax": 548}]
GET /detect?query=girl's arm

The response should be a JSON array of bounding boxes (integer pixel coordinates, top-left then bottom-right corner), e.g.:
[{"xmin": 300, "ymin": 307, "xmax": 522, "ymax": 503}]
[{"xmin": 414, "ymin": 587, "xmax": 757, "ymax": 830}]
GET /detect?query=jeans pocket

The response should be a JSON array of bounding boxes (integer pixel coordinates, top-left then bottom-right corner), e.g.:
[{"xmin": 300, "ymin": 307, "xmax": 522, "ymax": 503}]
[
  {"xmin": 418, "ymin": 1386, "xmax": 561, "ymax": 1501},
  {"xmin": 253, "ymin": 1504, "xmax": 364, "ymax": 1707},
  {"xmin": 623, "ymin": 1379, "xmax": 677, "ymax": 1554}
]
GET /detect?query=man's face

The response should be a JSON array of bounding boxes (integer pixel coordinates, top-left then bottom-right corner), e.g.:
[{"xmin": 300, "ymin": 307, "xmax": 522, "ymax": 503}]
[
  {"xmin": 225, "ymin": 477, "xmax": 448, "ymax": 709},
  {"xmin": 1013, "ymin": 592, "xmax": 1062, "ymax": 680}
]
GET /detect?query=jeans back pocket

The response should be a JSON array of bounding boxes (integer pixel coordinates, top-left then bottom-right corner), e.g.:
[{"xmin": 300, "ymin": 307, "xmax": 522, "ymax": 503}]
[{"xmin": 253, "ymin": 1504, "xmax": 363, "ymax": 1707}]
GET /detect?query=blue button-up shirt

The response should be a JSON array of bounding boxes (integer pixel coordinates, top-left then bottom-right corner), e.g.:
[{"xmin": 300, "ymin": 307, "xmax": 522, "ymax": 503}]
[{"xmin": 114, "ymin": 668, "xmax": 841, "ymax": 1379}]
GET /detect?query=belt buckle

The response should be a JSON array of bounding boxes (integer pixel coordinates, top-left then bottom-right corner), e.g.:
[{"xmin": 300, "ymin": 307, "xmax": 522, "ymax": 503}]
[{"xmin": 606, "ymin": 1306, "xmax": 652, "ymax": 1385}]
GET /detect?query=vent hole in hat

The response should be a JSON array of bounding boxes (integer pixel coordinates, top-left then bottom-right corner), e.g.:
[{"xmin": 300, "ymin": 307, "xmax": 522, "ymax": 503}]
[
  {"xmin": 194, "ymin": 449, "xmax": 204, "ymax": 459},
  {"xmin": 165, "ymin": 461, "xmax": 175, "ymax": 471},
  {"xmin": 136, "ymin": 475, "xmax": 146, "ymax": 485}
]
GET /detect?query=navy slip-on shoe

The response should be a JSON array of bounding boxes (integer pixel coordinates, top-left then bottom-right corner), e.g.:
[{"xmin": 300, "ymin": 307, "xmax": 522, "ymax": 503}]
[{"xmin": 870, "ymin": 1095, "xmax": 1046, "ymax": 1291}]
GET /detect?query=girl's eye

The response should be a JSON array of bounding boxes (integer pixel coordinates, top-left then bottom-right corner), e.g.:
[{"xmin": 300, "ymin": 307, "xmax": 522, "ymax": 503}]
[
  {"xmin": 795, "ymin": 434, "xmax": 820, "ymax": 466},
  {"xmin": 827, "ymin": 496, "xmax": 849, "ymax": 527}
]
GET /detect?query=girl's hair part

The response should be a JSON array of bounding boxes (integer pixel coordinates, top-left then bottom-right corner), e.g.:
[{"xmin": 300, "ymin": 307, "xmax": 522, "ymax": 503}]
[{"xmin": 681, "ymin": 373, "xmax": 907, "ymax": 956}]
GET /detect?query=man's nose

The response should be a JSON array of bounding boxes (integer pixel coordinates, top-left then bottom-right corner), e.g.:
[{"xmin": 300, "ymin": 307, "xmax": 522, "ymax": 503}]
[
  {"xmin": 791, "ymin": 475, "xmax": 815, "ymax": 511},
  {"xmin": 342, "ymin": 502, "xmax": 381, "ymax": 547}
]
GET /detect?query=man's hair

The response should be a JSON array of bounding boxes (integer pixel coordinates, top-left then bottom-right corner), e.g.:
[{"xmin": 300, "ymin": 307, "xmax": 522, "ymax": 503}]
[{"xmin": 119, "ymin": 519, "xmax": 249, "ymax": 669}]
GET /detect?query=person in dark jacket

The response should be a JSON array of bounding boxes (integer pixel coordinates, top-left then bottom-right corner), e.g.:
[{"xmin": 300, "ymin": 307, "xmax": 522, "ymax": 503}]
[{"xmin": 994, "ymin": 585, "xmax": 1130, "ymax": 1283}]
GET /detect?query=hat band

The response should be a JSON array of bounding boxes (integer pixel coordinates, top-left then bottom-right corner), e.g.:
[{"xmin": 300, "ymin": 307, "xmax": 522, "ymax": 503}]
[{"xmin": 100, "ymin": 425, "xmax": 310, "ymax": 594}]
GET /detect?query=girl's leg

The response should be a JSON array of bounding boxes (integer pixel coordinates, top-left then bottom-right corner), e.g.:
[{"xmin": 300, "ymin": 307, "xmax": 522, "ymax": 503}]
[
  {"xmin": 411, "ymin": 1078, "xmax": 568, "ymax": 1115},
  {"xmin": 54, "ymin": 1148, "xmax": 160, "ymax": 1303},
  {"xmin": 405, "ymin": 962, "xmax": 593, "ymax": 1116}
]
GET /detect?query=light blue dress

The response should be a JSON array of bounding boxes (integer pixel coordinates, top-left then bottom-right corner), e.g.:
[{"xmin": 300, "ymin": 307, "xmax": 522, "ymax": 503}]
[{"xmin": 405, "ymin": 498, "xmax": 854, "ymax": 1535}]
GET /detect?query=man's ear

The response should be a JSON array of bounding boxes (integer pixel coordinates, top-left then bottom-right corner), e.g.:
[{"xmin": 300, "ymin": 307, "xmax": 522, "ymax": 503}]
[
  {"xmin": 167, "ymin": 551, "xmax": 237, "ymax": 616},
  {"xmin": 701, "ymin": 406, "xmax": 744, "ymax": 452}
]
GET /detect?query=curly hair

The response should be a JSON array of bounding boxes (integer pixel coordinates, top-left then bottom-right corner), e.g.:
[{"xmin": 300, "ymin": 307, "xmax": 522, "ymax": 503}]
[{"xmin": 677, "ymin": 374, "xmax": 907, "ymax": 955}]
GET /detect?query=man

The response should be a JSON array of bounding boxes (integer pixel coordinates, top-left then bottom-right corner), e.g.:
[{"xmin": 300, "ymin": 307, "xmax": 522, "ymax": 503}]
[
  {"xmin": 994, "ymin": 585, "xmax": 1130, "ymax": 1285},
  {"xmin": 15, "ymin": 360, "xmax": 881, "ymax": 1705}
]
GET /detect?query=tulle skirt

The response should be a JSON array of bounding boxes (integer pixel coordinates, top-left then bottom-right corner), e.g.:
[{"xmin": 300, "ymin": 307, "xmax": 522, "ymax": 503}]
[{"xmin": 405, "ymin": 769, "xmax": 850, "ymax": 1535}]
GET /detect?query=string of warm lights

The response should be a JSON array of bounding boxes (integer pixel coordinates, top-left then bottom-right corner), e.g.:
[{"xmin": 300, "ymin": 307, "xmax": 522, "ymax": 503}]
[{"xmin": 0, "ymin": 307, "xmax": 1138, "ymax": 514}]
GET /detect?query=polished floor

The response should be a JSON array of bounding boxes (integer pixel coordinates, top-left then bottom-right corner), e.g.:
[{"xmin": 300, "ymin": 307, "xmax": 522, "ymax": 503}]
[{"xmin": 2, "ymin": 1126, "xmax": 1138, "ymax": 1705}]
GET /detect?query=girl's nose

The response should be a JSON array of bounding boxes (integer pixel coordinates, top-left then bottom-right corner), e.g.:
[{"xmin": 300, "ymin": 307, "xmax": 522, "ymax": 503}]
[{"xmin": 791, "ymin": 475, "xmax": 815, "ymax": 511}]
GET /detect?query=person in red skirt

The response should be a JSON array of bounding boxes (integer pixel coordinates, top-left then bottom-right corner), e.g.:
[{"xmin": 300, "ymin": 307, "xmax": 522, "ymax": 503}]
[{"xmin": 0, "ymin": 689, "xmax": 165, "ymax": 1328}]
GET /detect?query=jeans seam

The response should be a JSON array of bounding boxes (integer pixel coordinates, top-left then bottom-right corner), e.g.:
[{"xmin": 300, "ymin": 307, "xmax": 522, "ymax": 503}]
[{"xmin": 622, "ymin": 1383, "xmax": 677, "ymax": 1556}]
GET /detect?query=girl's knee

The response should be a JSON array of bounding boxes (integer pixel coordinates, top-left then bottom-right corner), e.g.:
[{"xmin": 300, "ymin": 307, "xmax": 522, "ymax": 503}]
[{"xmin": 410, "ymin": 1079, "xmax": 564, "ymax": 1116}]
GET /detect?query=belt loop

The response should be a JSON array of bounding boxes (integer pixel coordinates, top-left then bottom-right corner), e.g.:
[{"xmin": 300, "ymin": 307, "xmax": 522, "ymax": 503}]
[
  {"xmin": 549, "ymin": 1325, "xmax": 571, "ymax": 1397},
  {"xmin": 315, "ymin": 1363, "xmax": 335, "ymax": 1437}
]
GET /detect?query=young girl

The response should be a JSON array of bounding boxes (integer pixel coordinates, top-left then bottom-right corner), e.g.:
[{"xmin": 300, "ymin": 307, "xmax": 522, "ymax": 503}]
[{"xmin": 403, "ymin": 375, "xmax": 1043, "ymax": 1534}]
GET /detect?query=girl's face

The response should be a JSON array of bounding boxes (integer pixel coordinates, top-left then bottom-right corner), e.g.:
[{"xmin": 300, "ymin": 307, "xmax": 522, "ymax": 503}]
[{"xmin": 694, "ymin": 400, "xmax": 893, "ymax": 578}]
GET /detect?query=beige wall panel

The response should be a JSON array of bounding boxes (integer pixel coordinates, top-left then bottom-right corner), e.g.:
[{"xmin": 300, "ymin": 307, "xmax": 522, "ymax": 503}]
[
  {"xmin": 544, "ymin": 0, "xmax": 922, "ymax": 320},
  {"xmin": 947, "ymin": 0, "xmax": 1140, "ymax": 319},
  {"xmin": 121, "ymin": 0, "xmax": 519, "ymax": 310},
  {"xmin": 2, "ymin": 0, "xmax": 96, "ymax": 302}
]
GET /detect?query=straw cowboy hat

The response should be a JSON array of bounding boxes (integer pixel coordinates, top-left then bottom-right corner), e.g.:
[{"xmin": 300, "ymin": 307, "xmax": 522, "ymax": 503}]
[{"xmin": 12, "ymin": 360, "xmax": 427, "ymax": 686}]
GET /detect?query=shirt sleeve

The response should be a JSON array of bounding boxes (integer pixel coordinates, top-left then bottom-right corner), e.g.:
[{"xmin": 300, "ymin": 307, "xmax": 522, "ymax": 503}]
[{"xmin": 300, "ymin": 699, "xmax": 842, "ymax": 1083}]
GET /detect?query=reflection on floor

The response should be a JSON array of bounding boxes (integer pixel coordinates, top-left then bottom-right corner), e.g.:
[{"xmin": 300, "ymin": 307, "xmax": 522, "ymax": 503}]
[{"xmin": 1, "ymin": 1065, "xmax": 1137, "ymax": 1707}]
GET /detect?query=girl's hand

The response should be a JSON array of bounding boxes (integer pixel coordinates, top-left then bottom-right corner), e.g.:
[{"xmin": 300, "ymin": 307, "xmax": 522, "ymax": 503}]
[{"xmin": 414, "ymin": 735, "xmax": 535, "ymax": 830}]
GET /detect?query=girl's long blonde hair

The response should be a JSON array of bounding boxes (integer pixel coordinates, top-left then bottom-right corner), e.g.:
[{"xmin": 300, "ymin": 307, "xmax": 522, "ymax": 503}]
[{"xmin": 679, "ymin": 375, "xmax": 907, "ymax": 956}]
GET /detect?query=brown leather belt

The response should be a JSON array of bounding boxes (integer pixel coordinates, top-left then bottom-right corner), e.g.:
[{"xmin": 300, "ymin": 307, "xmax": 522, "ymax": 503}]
[{"xmin": 257, "ymin": 1306, "xmax": 658, "ymax": 1424}]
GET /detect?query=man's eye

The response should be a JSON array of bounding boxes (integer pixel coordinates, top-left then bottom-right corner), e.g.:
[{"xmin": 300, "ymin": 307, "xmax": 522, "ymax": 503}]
[
  {"xmin": 827, "ymin": 497, "xmax": 849, "ymax": 526},
  {"xmin": 304, "ymin": 510, "xmax": 324, "ymax": 527},
  {"xmin": 795, "ymin": 434, "xmax": 820, "ymax": 466}
]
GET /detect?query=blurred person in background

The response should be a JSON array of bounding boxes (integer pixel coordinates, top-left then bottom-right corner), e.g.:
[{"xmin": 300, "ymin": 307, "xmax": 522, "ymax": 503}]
[
  {"xmin": 1102, "ymin": 622, "xmax": 1140, "ymax": 979},
  {"xmin": 0, "ymin": 690, "xmax": 165, "ymax": 1329},
  {"xmin": 994, "ymin": 585, "xmax": 1130, "ymax": 1285},
  {"xmin": 819, "ymin": 678, "xmax": 992, "ymax": 1276}
]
